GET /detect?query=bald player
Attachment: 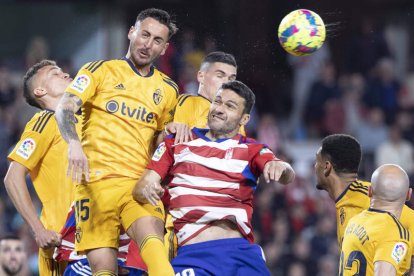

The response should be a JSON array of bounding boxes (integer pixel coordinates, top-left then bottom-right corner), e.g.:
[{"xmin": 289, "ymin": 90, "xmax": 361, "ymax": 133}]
[{"xmin": 341, "ymin": 164, "xmax": 412, "ymax": 276}]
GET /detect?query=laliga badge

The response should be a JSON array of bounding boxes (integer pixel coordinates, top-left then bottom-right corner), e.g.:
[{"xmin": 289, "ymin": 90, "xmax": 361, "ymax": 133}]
[
  {"xmin": 152, "ymin": 142, "xmax": 166, "ymax": 161},
  {"xmin": 391, "ymin": 242, "xmax": 407, "ymax": 264},
  {"xmin": 70, "ymin": 75, "xmax": 90, "ymax": 93},
  {"xmin": 16, "ymin": 138, "xmax": 36, "ymax": 160}
]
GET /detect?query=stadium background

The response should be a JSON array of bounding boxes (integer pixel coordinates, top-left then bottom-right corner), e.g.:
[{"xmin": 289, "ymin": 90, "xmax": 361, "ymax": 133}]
[{"xmin": 1, "ymin": 0, "xmax": 414, "ymax": 275}]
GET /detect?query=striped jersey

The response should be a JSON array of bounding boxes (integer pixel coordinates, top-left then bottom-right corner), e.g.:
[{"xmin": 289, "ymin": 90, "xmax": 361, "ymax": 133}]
[
  {"xmin": 148, "ymin": 128, "xmax": 279, "ymax": 246},
  {"xmin": 54, "ymin": 204, "xmax": 129, "ymax": 262}
]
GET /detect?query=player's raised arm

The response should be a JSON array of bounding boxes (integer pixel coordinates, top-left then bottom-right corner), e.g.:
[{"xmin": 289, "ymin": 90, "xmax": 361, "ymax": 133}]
[{"xmin": 56, "ymin": 93, "xmax": 89, "ymax": 183}]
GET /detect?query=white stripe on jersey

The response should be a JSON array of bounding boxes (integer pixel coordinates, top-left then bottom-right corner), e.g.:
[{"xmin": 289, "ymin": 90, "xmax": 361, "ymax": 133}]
[
  {"xmin": 171, "ymin": 206, "xmax": 251, "ymax": 244},
  {"xmin": 172, "ymin": 173, "xmax": 240, "ymax": 190},
  {"xmin": 174, "ymin": 152, "xmax": 248, "ymax": 173},
  {"xmin": 169, "ymin": 186, "xmax": 230, "ymax": 199},
  {"xmin": 185, "ymin": 138, "xmax": 248, "ymax": 150}
]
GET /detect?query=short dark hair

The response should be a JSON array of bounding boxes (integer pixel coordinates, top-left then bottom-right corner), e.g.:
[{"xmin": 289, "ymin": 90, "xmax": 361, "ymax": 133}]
[
  {"xmin": 200, "ymin": 51, "xmax": 237, "ymax": 70},
  {"xmin": 221, "ymin": 80, "xmax": 255, "ymax": 114},
  {"xmin": 136, "ymin": 8, "xmax": 178, "ymax": 39},
  {"xmin": 23, "ymin": 59, "xmax": 56, "ymax": 109},
  {"xmin": 0, "ymin": 233, "xmax": 20, "ymax": 242},
  {"xmin": 321, "ymin": 134, "xmax": 362, "ymax": 174}
]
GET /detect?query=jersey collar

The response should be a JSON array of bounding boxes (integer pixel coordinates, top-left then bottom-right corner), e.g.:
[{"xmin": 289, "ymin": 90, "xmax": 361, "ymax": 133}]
[
  {"xmin": 122, "ymin": 57, "xmax": 155, "ymax": 77},
  {"xmin": 192, "ymin": 127, "xmax": 242, "ymax": 143}
]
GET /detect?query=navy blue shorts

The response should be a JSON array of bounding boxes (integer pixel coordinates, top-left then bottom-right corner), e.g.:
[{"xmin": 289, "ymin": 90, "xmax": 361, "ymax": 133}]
[
  {"xmin": 64, "ymin": 258, "xmax": 145, "ymax": 276},
  {"xmin": 172, "ymin": 238, "xmax": 270, "ymax": 276}
]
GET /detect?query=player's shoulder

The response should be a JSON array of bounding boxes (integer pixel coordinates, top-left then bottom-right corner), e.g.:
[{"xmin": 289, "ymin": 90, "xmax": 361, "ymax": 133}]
[
  {"xmin": 25, "ymin": 109, "xmax": 56, "ymax": 134},
  {"xmin": 157, "ymin": 70, "xmax": 179, "ymax": 97},
  {"xmin": 177, "ymin": 94, "xmax": 210, "ymax": 107},
  {"xmin": 80, "ymin": 59, "xmax": 110, "ymax": 73},
  {"xmin": 347, "ymin": 180, "xmax": 370, "ymax": 197}
]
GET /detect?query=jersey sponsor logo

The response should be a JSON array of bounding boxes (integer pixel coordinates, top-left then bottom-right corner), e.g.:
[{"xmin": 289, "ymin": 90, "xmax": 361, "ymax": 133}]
[
  {"xmin": 391, "ymin": 242, "xmax": 407, "ymax": 264},
  {"xmin": 114, "ymin": 83, "xmax": 125, "ymax": 90},
  {"xmin": 16, "ymin": 138, "xmax": 36, "ymax": 160},
  {"xmin": 70, "ymin": 75, "xmax": 90, "ymax": 93},
  {"xmin": 153, "ymin": 89, "xmax": 163, "ymax": 105},
  {"xmin": 152, "ymin": 142, "xmax": 166, "ymax": 161},
  {"xmin": 105, "ymin": 100, "xmax": 156, "ymax": 124},
  {"xmin": 175, "ymin": 268, "xmax": 195, "ymax": 276}
]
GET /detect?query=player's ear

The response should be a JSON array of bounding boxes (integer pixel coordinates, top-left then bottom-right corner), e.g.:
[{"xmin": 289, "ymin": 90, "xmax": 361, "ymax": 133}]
[
  {"xmin": 128, "ymin": 26, "xmax": 136, "ymax": 40},
  {"xmin": 160, "ymin": 42, "xmax": 169, "ymax": 56},
  {"xmin": 197, "ymin": 70, "xmax": 205, "ymax": 84},
  {"xmin": 323, "ymin": 160, "xmax": 332, "ymax": 177},
  {"xmin": 239, "ymin": 114, "xmax": 250, "ymax": 126},
  {"xmin": 368, "ymin": 185, "xmax": 373, "ymax": 198},
  {"xmin": 406, "ymin": 188, "xmax": 412, "ymax": 201},
  {"xmin": 33, "ymin": 87, "xmax": 47, "ymax": 98}
]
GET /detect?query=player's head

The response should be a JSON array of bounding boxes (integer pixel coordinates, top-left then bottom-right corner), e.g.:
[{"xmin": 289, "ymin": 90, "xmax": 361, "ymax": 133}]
[
  {"xmin": 128, "ymin": 8, "xmax": 178, "ymax": 68},
  {"xmin": 315, "ymin": 134, "xmax": 362, "ymax": 190},
  {"xmin": 370, "ymin": 164, "xmax": 412, "ymax": 204},
  {"xmin": 208, "ymin": 80, "xmax": 255, "ymax": 136},
  {"xmin": 0, "ymin": 234, "xmax": 26, "ymax": 276},
  {"xmin": 23, "ymin": 59, "xmax": 72, "ymax": 109},
  {"xmin": 198, "ymin": 51, "xmax": 237, "ymax": 101}
]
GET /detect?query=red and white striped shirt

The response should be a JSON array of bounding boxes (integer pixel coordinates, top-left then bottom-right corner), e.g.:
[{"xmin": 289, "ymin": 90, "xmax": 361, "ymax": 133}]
[{"xmin": 148, "ymin": 128, "xmax": 279, "ymax": 246}]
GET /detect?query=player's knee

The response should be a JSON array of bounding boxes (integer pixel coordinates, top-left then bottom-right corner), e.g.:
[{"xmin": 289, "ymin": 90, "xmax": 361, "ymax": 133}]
[{"xmin": 93, "ymin": 270, "xmax": 117, "ymax": 276}]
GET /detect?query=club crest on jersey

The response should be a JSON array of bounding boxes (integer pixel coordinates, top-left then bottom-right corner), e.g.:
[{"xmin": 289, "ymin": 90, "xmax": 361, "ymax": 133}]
[
  {"xmin": 152, "ymin": 142, "xmax": 166, "ymax": 161},
  {"xmin": 225, "ymin": 148, "xmax": 234, "ymax": 159},
  {"xmin": 70, "ymin": 74, "xmax": 90, "ymax": 93},
  {"xmin": 153, "ymin": 89, "xmax": 163, "ymax": 105},
  {"xmin": 16, "ymin": 138, "xmax": 36, "ymax": 160},
  {"xmin": 392, "ymin": 242, "xmax": 407, "ymax": 264},
  {"xmin": 340, "ymin": 207, "xmax": 346, "ymax": 225},
  {"xmin": 75, "ymin": 226, "xmax": 82, "ymax": 243}
]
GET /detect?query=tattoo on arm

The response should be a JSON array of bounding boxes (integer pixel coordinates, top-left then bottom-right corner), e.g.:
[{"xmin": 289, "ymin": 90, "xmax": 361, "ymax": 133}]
[{"xmin": 56, "ymin": 93, "xmax": 83, "ymax": 143}]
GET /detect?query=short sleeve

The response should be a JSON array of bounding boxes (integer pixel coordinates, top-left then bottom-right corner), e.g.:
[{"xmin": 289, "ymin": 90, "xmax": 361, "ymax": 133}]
[
  {"xmin": 65, "ymin": 60, "xmax": 105, "ymax": 103},
  {"xmin": 8, "ymin": 113, "xmax": 56, "ymax": 171},
  {"xmin": 174, "ymin": 95, "xmax": 193, "ymax": 124},
  {"xmin": 147, "ymin": 137, "xmax": 175, "ymax": 179},
  {"xmin": 250, "ymin": 145, "xmax": 280, "ymax": 174},
  {"xmin": 374, "ymin": 240, "xmax": 410, "ymax": 269}
]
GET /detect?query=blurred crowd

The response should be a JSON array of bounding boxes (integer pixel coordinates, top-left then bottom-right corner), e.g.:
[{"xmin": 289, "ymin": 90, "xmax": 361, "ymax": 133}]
[{"xmin": 1, "ymin": 18, "xmax": 414, "ymax": 275}]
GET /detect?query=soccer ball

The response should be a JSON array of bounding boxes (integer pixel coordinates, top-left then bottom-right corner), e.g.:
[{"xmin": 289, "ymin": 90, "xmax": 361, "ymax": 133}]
[{"xmin": 278, "ymin": 9, "xmax": 326, "ymax": 56}]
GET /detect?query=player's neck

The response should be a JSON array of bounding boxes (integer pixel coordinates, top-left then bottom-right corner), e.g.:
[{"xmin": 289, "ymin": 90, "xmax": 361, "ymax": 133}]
[
  {"xmin": 42, "ymin": 97, "xmax": 59, "ymax": 112},
  {"xmin": 370, "ymin": 198, "xmax": 403, "ymax": 219},
  {"xmin": 125, "ymin": 54, "xmax": 152, "ymax": 76},
  {"xmin": 206, "ymin": 128, "xmax": 239, "ymax": 141},
  {"xmin": 331, "ymin": 174, "xmax": 357, "ymax": 201},
  {"xmin": 198, "ymin": 88, "xmax": 212, "ymax": 101}
]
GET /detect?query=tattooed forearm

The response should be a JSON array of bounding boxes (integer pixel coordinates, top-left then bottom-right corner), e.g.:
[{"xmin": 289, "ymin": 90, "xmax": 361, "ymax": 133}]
[{"xmin": 56, "ymin": 93, "xmax": 83, "ymax": 143}]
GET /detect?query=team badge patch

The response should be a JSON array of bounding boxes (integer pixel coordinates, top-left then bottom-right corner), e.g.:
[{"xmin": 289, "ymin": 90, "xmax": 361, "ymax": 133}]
[
  {"xmin": 340, "ymin": 207, "xmax": 346, "ymax": 225},
  {"xmin": 153, "ymin": 89, "xmax": 163, "ymax": 105},
  {"xmin": 152, "ymin": 142, "xmax": 166, "ymax": 161},
  {"xmin": 75, "ymin": 226, "xmax": 83, "ymax": 243},
  {"xmin": 391, "ymin": 242, "xmax": 407, "ymax": 264},
  {"xmin": 70, "ymin": 75, "xmax": 90, "ymax": 93},
  {"xmin": 16, "ymin": 138, "xmax": 36, "ymax": 160}
]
